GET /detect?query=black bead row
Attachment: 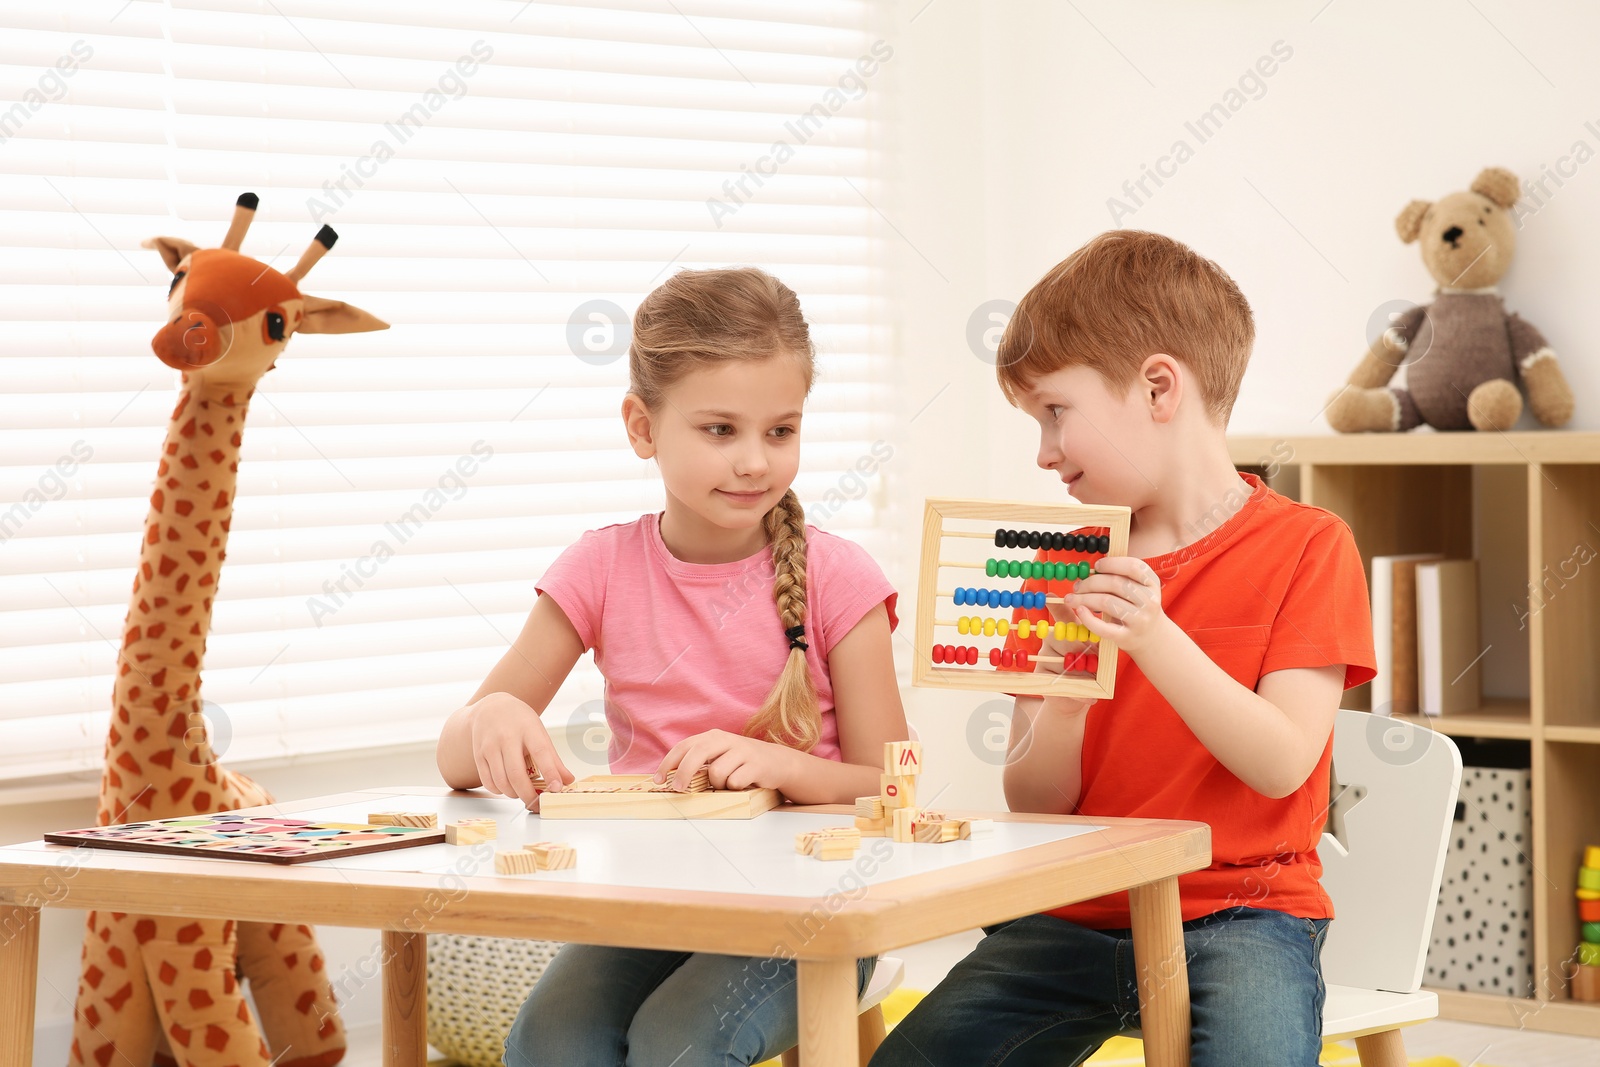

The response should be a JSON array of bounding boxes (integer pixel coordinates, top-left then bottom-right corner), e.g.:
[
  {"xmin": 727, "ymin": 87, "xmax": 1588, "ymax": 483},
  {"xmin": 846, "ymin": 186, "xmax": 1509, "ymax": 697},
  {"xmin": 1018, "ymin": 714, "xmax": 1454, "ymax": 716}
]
[{"xmin": 993, "ymin": 529, "xmax": 1109, "ymax": 554}]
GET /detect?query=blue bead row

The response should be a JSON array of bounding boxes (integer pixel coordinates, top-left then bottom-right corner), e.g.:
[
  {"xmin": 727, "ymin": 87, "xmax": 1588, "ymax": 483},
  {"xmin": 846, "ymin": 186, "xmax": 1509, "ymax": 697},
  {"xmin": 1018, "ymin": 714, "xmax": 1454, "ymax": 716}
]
[{"xmin": 953, "ymin": 587, "xmax": 1047, "ymax": 609}]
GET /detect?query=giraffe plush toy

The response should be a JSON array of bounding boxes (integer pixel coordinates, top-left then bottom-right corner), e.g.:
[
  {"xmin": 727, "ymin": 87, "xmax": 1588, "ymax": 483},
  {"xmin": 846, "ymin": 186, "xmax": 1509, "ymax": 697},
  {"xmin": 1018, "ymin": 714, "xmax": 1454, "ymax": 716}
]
[{"xmin": 70, "ymin": 194, "xmax": 387, "ymax": 1067}]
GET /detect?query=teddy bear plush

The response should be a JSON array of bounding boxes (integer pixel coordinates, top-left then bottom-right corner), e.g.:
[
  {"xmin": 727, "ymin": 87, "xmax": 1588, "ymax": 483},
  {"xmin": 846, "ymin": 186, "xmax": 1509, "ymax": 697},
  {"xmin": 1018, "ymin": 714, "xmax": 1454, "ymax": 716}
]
[{"xmin": 1325, "ymin": 166, "xmax": 1575, "ymax": 433}]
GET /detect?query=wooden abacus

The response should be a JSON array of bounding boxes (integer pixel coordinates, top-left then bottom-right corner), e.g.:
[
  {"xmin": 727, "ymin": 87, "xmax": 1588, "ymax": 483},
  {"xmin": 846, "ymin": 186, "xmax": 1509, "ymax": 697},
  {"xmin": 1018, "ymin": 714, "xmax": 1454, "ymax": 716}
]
[{"xmin": 914, "ymin": 497, "xmax": 1132, "ymax": 698}]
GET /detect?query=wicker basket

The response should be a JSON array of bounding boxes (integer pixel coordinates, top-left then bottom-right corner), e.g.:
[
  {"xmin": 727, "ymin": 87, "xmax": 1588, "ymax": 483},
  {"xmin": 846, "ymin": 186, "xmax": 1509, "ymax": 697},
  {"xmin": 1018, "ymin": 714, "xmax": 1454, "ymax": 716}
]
[{"xmin": 426, "ymin": 935, "xmax": 562, "ymax": 1066}]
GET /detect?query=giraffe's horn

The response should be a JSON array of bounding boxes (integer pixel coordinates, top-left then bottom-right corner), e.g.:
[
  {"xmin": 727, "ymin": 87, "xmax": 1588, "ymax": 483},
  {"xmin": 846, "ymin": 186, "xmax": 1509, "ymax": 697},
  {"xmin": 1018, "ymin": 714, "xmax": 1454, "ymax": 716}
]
[
  {"xmin": 220, "ymin": 192, "xmax": 259, "ymax": 252},
  {"xmin": 285, "ymin": 225, "xmax": 339, "ymax": 284}
]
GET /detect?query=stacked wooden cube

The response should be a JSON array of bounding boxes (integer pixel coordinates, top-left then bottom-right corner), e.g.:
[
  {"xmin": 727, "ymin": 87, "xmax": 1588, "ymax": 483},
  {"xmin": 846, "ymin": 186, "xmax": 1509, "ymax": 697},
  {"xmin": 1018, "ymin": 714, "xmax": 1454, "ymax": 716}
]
[{"xmin": 853, "ymin": 741, "xmax": 992, "ymax": 845}]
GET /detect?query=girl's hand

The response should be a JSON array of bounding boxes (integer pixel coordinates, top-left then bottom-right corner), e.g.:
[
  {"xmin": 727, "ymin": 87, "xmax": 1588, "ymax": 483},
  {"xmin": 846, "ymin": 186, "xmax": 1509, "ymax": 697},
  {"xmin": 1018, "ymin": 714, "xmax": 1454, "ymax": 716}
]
[
  {"xmin": 1060, "ymin": 554, "xmax": 1169, "ymax": 657},
  {"xmin": 469, "ymin": 692, "xmax": 575, "ymax": 810},
  {"xmin": 654, "ymin": 729, "xmax": 796, "ymax": 793}
]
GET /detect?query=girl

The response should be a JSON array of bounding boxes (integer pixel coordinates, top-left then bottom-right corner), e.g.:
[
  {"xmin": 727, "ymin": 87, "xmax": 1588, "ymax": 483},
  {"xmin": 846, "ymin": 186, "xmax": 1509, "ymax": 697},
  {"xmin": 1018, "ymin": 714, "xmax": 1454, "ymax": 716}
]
[{"xmin": 436, "ymin": 267, "xmax": 908, "ymax": 1067}]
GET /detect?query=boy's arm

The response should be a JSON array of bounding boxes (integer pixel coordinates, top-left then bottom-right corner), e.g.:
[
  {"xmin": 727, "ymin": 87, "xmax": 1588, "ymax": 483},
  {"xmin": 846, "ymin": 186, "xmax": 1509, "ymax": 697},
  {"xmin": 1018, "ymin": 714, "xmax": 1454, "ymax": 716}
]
[
  {"xmin": 1138, "ymin": 618, "xmax": 1344, "ymax": 798},
  {"xmin": 1065, "ymin": 552, "xmax": 1356, "ymax": 800}
]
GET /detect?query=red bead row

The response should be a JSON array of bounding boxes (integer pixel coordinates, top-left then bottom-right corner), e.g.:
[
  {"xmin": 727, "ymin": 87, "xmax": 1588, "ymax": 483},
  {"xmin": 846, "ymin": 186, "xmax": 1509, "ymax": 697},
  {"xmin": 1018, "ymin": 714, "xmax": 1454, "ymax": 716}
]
[
  {"xmin": 931, "ymin": 645, "xmax": 1100, "ymax": 674},
  {"xmin": 987, "ymin": 648, "xmax": 1031, "ymax": 668}
]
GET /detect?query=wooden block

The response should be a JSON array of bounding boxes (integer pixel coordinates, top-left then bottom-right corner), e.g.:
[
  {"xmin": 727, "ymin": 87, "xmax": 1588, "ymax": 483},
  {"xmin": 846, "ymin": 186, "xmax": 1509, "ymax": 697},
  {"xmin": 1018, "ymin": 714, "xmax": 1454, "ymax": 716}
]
[
  {"xmin": 914, "ymin": 819, "xmax": 959, "ymax": 844},
  {"xmin": 855, "ymin": 796, "xmax": 885, "ymax": 820},
  {"xmin": 891, "ymin": 807, "xmax": 919, "ymax": 843},
  {"xmin": 961, "ymin": 818, "xmax": 995, "ymax": 839},
  {"xmin": 673, "ymin": 767, "xmax": 713, "ymax": 792},
  {"xmin": 880, "ymin": 774, "xmax": 917, "ymax": 810},
  {"xmin": 882, "ymin": 740, "xmax": 923, "ymax": 777},
  {"xmin": 524, "ymin": 841, "xmax": 576, "ymax": 870},
  {"xmin": 910, "ymin": 811, "xmax": 952, "ymax": 843},
  {"xmin": 494, "ymin": 849, "xmax": 540, "ymax": 875},
  {"xmin": 854, "ymin": 816, "xmax": 889, "ymax": 837},
  {"xmin": 814, "ymin": 827, "xmax": 861, "ymax": 860},
  {"xmin": 795, "ymin": 830, "xmax": 821, "ymax": 855},
  {"xmin": 1573, "ymin": 964, "xmax": 1600, "ymax": 1002},
  {"xmin": 444, "ymin": 819, "xmax": 497, "ymax": 845},
  {"xmin": 539, "ymin": 776, "xmax": 780, "ymax": 820},
  {"xmin": 816, "ymin": 839, "xmax": 859, "ymax": 861},
  {"xmin": 369, "ymin": 811, "xmax": 436, "ymax": 828}
]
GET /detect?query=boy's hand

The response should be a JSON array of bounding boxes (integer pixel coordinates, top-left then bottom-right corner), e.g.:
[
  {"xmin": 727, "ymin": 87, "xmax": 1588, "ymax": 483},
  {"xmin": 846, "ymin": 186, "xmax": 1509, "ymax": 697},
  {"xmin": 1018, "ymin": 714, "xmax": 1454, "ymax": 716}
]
[
  {"xmin": 1062, "ymin": 555, "xmax": 1171, "ymax": 657},
  {"xmin": 654, "ymin": 729, "xmax": 796, "ymax": 792}
]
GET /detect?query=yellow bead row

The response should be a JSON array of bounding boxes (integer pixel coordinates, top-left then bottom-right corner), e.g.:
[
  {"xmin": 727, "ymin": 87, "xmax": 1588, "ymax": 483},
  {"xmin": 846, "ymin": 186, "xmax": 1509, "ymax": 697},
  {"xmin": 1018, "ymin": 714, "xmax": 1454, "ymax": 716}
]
[{"xmin": 954, "ymin": 616, "xmax": 1100, "ymax": 643}]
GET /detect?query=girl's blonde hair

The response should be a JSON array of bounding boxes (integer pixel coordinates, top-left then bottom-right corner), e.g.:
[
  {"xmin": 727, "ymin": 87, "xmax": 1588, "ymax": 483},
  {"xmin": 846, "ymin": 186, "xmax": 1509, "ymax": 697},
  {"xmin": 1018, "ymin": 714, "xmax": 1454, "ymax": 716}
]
[{"xmin": 629, "ymin": 267, "xmax": 822, "ymax": 751}]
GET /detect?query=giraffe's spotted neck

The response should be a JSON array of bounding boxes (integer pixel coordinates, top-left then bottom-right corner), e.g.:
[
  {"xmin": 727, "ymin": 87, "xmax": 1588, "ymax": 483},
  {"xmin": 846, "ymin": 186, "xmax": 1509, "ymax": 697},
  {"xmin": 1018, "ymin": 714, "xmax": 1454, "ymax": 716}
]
[{"xmin": 100, "ymin": 380, "xmax": 258, "ymax": 823}]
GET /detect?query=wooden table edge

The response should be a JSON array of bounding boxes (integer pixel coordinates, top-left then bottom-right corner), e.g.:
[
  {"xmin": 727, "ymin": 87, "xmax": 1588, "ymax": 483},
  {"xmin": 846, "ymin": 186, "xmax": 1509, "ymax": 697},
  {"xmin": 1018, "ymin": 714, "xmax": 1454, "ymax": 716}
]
[{"xmin": 0, "ymin": 790, "xmax": 1211, "ymax": 959}]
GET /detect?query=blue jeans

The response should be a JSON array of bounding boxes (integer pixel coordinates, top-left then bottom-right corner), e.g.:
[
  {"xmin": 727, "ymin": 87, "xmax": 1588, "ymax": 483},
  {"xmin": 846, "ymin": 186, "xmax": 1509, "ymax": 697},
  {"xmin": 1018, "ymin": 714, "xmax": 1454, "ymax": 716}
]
[
  {"xmin": 505, "ymin": 944, "xmax": 877, "ymax": 1067},
  {"xmin": 870, "ymin": 906, "xmax": 1329, "ymax": 1067}
]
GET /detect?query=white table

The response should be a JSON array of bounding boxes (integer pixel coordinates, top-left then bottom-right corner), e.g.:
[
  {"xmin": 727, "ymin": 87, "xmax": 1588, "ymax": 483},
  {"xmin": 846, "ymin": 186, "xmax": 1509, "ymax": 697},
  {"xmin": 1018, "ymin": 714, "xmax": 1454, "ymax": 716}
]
[{"xmin": 0, "ymin": 786, "xmax": 1211, "ymax": 1066}]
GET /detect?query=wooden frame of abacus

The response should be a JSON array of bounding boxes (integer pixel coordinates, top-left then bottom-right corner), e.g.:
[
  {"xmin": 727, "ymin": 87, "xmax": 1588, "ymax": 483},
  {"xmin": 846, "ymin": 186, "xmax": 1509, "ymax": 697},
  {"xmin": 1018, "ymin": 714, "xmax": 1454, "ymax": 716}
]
[{"xmin": 914, "ymin": 497, "xmax": 1132, "ymax": 698}]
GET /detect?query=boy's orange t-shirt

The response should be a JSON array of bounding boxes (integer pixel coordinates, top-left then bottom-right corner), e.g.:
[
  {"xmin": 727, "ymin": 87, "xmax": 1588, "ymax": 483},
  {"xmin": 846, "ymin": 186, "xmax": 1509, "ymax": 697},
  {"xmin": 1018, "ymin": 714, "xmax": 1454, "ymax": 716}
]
[{"xmin": 1003, "ymin": 472, "xmax": 1376, "ymax": 929}]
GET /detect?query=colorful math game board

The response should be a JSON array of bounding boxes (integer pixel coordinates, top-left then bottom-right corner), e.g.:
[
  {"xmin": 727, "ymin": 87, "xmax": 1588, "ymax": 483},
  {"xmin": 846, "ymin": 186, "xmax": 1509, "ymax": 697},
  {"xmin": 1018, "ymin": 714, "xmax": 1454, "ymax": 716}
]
[{"xmin": 44, "ymin": 813, "xmax": 445, "ymax": 865}]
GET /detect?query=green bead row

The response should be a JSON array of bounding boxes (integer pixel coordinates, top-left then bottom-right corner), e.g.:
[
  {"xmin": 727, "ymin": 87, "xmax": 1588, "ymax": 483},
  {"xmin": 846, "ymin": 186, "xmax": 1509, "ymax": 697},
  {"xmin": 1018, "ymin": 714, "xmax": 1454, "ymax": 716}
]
[{"xmin": 983, "ymin": 558, "xmax": 1094, "ymax": 581}]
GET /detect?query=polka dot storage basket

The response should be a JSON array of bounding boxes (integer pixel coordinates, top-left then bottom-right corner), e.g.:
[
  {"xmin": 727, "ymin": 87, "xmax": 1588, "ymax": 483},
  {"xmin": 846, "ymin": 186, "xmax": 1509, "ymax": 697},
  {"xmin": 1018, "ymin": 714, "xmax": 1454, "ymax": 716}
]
[{"xmin": 426, "ymin": 935, "xmax": 561, "ymax": 1066}]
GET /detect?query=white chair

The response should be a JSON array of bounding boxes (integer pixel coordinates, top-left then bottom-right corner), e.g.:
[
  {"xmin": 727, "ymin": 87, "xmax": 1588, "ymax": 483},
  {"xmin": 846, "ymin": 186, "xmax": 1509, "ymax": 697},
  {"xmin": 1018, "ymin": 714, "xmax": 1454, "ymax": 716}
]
[
  {"xmin": 778, "ymin": 955, "xmax": 904, "ymax": 1066},
  {"xmin": 1121, "ymin": 709, "xmax": 1462, "ymax": 1065},
  {"xmin": 1317, "ymin": 708, "xmax": 1463, "ymax": 1065}
]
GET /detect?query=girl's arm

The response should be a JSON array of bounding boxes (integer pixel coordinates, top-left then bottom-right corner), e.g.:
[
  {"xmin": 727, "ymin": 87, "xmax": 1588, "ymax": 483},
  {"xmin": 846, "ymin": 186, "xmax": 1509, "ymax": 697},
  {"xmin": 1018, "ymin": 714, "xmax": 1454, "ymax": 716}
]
[
  {"xmin": 654, "ymin": 602, "xmax": 908, "ymax": 805},
  {"xmin": 794, "ymin": 601, "xmax": 909, "ymax": 804},
  {"xmin": 436, "ymin": 593, "xmax": 586, "ymax": 806}
]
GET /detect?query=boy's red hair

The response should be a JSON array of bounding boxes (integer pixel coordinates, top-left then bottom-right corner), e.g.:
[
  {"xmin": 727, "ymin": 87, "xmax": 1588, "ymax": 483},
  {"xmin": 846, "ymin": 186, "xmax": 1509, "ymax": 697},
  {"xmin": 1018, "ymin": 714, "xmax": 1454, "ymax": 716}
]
[{"xmin": 996, "ymin": 230, "xmax": 1254, "ymax": 425}]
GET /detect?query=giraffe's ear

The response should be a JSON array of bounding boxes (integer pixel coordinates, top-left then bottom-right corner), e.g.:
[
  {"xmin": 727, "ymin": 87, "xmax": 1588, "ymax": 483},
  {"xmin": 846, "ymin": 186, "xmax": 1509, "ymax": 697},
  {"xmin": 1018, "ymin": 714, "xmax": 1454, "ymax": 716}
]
[
  {"xmin": 141, "ymin": 236, "xmax": 200, "ymax": 273},
  {"xmin": 299, "ymin": 295, "xmax": 389, "ymax": 334}
]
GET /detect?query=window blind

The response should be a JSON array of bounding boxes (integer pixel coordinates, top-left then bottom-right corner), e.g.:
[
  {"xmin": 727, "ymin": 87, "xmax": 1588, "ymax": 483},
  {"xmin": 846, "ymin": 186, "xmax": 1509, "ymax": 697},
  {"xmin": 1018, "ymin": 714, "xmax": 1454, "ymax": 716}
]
[{"xmin": 0, "ymin": 0, "xmax": 892, "ymax": 785}]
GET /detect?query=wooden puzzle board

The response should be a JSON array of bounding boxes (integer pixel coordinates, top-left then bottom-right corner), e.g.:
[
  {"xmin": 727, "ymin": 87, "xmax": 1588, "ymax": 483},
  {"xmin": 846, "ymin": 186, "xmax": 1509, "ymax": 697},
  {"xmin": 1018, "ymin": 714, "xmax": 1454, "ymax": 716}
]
[
  {"xmin": 44, "ymin": 813, "xmax": 445, "ymax": 865},
  {"xmin": 915, "ymin": 497, "xmax": 1133, "ymax": 699},
  {"xmin": 538, "ymin": 775, "xmax": 781, "ymax": 820}
]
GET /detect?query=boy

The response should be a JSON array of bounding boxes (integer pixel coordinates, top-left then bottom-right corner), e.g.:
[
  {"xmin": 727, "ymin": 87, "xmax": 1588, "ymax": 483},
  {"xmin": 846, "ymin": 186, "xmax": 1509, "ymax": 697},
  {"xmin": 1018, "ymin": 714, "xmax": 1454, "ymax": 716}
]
[{"xmin": 872, "ymin": 231, "xmax": 1376, "ymax": 1066}]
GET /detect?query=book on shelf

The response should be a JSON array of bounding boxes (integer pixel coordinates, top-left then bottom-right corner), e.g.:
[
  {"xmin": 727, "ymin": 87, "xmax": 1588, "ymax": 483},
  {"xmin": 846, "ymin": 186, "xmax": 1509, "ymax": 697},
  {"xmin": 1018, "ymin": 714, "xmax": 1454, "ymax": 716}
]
[
  {"xmin": 1415, "ymin": 558, "xmax": 1482, "ymax": 717},
  {"xmin": 1371, "ymin": 553, "xmax": 1443, "ymax": 716}
]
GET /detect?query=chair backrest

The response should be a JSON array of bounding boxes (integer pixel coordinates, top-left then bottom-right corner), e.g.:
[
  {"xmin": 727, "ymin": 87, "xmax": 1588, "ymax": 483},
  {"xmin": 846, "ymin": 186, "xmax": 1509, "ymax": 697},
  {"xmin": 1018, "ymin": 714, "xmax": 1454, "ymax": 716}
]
[{"xmin": 1318, "ymin": 709, "xmax": 1462, "ymax": 993}]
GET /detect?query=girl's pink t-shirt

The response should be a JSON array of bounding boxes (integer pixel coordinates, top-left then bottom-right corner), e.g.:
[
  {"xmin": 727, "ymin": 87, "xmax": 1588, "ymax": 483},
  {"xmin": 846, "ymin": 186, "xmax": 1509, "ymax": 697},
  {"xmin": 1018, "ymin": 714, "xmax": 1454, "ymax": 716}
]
[{"xmin": 535, "ymin": 513, "xmax": 898, "ymax": 773}]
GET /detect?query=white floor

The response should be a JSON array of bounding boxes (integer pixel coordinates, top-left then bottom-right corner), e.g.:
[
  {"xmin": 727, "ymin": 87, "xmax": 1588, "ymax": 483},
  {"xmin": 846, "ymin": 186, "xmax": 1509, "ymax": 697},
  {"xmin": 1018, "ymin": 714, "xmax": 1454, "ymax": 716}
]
[{"xmin": 336, "ymin": 929, "xmax": 1600, "ymax": 1067}]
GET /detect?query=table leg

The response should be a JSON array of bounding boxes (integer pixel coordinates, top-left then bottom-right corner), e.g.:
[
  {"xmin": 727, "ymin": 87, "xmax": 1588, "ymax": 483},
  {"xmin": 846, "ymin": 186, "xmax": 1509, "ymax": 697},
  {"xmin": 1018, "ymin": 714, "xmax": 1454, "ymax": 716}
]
[
  {"xmin": 0, "ymin": 904, "xmax": 40, "ymax": 1067},
  {"xmin": 797, "ymin": 957, "xmax": 858, "ymax": 1067},
  {"xmin": 1128, "ymin": 876, "xmax": 1191, "ymax": 1067},
  {"xmin": 382, "ymin": 930, "xmax": 426, "ymax": 1067}
]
